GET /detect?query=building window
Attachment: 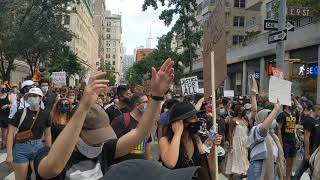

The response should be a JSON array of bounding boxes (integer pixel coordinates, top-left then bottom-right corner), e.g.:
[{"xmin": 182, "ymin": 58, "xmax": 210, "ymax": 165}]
[
  {"xmin": 107, "ymin": 22, "xmax": 111, "ymax": 26},
  {"xmin": 233, "ymin": 35, "xmax": 244, "ymax": 45},
  {"xmin": 234, "ymin": 0, "xmax": 245, "ymax": 8},
  {"xmin": 64, "ymin": 15, "xmax": 70, "ymax": 25},
  {"xmin": 233, "ymin": 16, "xmax": 245, "ymax": 27},
  {"xmin": 107, "ymin": 28, "xmax": 111, "ymax": 32},
  {"xmin": 106, "ymin": 34, "xmax": 111, "ymax": 39},
  {"xmin": 266, "ymin": 0, "xmax": 276, "ymax": 20},
  {"xmin": 106, "ymin": 48, "xmax": 110, "ymax": 52},
  {"xmin": 106, "ymin": 41, "xmax": 111, "ymax": 46},
  {"xmin": 113, "ymin": 54, "xmax": 116, "ymax": 59},
  {"xmin": 106, "ymin": 54, "xmax": 110, "ymax": 58},
  {"xmin": 112, "ymin": 61, "xmax": 116, "ymax": 65},
  {"xmin": 112, "ymin": 48, "xmax": 116, "ymax": 53},
  {"xmin": 113, "ymin": 41, "xmax": 116, "ymax": 47}
]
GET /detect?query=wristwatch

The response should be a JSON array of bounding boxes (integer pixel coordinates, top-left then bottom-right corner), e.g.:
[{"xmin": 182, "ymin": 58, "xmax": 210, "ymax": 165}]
[{"xmin": 151, "ymin": 95, "xmax": 164, "ymax": 101}]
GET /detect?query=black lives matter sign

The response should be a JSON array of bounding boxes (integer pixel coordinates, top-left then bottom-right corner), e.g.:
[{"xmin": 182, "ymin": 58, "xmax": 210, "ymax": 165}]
[{"xmin": 180, "ymin": 76, "xmax": 199, "ymax": 96}]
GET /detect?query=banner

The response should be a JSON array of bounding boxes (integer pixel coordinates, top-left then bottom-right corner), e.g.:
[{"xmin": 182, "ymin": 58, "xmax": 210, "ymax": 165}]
[
  {"xmin": 180, "ymin": 76, "xmax": 199, "ymax": 96},
  {"xmin": 52, "ymin": 72, "xmax": 67, "ymax": 87},
  {"xmin": 223, "ymin": 90, "xmax": 234, "ymax": 97}
]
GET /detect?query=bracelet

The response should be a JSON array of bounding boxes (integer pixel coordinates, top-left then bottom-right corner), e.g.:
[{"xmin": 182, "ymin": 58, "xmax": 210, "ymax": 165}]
[{"xmin": 151, "ymin": 95, "xmax": 164, "ymax": 101}]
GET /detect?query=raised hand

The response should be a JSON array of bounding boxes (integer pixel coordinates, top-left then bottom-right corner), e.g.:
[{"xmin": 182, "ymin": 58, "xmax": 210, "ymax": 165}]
[
  {"xmin": 172, "ymin": 120, "xmax": 184, "ymax": 135},
  {"xmin": 151, "ymin": 58, "xmax": 175, "ymax": 97},
  {"xmin": 80, "ymin": 71, "xmax": 109, "ymax": 107},
  {"xmin": 274, "ymin": 99, "xmax": 282, "ymax": 112}
]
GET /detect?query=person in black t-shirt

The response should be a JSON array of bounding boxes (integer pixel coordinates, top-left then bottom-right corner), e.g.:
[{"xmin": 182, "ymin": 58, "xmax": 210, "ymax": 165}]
[
  {"xmin": 105, "ymin": 85, "xmax": 131, "ymax": 123},
  {"xmin": 111, "ymin": 92, "xmax": 152, "ymax": 163},
  {"xmin": 39, "ymin": 80, "xmax": 57, "ymax": 112},
  {"xmin": 276, "ymin": 95, "xmax": 303, "ymax": 180},
  {"xmin": 293, "ymin": 105, "xmax": 320, "ymax": 180},
  {"xmin": 6, "ymin": 88, "xmax": 51, "ymax": 180},
  {"xmin": 32, "ymin": 59, "xmax": 175, "ymax": 179}
]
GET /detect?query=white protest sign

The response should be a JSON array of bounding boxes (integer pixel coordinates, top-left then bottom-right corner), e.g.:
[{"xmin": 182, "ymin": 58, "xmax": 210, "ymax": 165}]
[
  {"xmin": 224, "ymin": 90, "xmax": 235, "ymax": 97},
  {"xmin": 268, "ymin": 76, "xmax": 292, "ymax": 106},
  {"xmin": 180, "ymin": 76, "xmax": 199, "ymax": 96},
  {"xmin": 52, "ymin": 72, "xmax": 67, "ymax": 87}
]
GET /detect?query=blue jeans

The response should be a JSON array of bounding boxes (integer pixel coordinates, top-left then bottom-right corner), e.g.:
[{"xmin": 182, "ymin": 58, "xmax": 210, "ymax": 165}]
[
  {"xmin": 247, "ymin": 160, "xmax": 279, "ymax": 180},
  {"xmin": 13, "ymin": 139, "xmax": 44, "ymax": 163}
]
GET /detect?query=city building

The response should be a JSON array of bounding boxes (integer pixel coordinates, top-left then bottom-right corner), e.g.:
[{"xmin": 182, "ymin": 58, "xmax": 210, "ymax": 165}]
[
  {"xmin": 134, "ymin": 47, "xmax": 155, "ymax": 62},
  {"xmin": 105, "ymin": 11, "xmax": 123, "ymax": 83},
  {"xmin": 226, "ymin": 0, "xmax": 320, "ymax": 103},
  {"xmin": 93, "ymin": 0, "xmax": 107, "ymax": 66},
  {"xmin": 64, "ymin": 0, "xmax": 99, "ymax": 83},
  {"xmin": 187, "ymin": 0, "xmax": 260, "ymax": 87},
  {"xmin": 123, "ymin": 55, "xmax": 134, "ymax": 79}
]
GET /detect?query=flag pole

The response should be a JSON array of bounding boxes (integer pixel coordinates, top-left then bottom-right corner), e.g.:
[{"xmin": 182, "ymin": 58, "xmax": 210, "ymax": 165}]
[{"xmin": 210, "ymin": 51, "xmax": 218, "ymax": 180}]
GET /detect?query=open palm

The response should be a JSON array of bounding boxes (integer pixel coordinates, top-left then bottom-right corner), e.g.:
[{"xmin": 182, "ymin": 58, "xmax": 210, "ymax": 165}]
[{"xmin": 151, "ymin": 58, "xmax": 175, "ymax": 96}]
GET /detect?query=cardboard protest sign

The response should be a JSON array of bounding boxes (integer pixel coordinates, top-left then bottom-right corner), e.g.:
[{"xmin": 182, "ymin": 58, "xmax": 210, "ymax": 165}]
[
  {"xmin": 272, "ymin": 68, "xmax": 284, "ymax": 79},
  {"xmin": 202, "ymin": 0, "xmax": 227, "ymax": 98},
  {"xmin": 269, "ymin": 76, "xmax": 292, "ymax": 106},
  {"xmin": 180, "ymin": 76, "xmax": 199, "ymax": 96},
  {"xmin": 52, "ymin": 72, "xmax": 67, "ymax": 87}
]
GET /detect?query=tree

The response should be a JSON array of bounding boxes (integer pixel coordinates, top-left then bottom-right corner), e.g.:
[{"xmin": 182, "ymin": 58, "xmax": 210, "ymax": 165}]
[
  {"xmin": 0, "ymin": 0, "xmax": 20, "ymax": 81},
  {"xmin": 98, "ymin": 62, "xmax": 116, "ymax": 86},
  {"xmin": 13, "ymin": 0, "xmax": 74, "ymax": 76},
  {"xmin": 49, "ymin": 46, "xmax": 85, "ymax": 84},
  {"xmin": 127, "ymin": 50, "xmax": 183, "ymax": 86},
  {"xmin": 142, "ymin": 0, "xmax": 202, "ymax": 76}
]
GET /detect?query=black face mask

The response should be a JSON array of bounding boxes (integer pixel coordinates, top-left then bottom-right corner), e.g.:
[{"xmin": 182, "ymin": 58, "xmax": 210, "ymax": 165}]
[
  {"xmin": 121, "ymin": 97, "xmax": 131, "ymax": 105},
  {"xmin": 186, "ymin": 121, "xmax": 201, "ymax": 134}
]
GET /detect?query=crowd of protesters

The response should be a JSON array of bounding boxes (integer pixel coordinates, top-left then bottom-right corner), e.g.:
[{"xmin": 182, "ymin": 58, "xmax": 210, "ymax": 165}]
[{"xmin": 0, "ymin": 58, "xmax": 318, "ymax": 180}]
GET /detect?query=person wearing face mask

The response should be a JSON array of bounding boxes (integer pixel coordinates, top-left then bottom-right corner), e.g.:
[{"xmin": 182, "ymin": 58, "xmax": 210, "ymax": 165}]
[
  {"xmin": 225, "ymin": 104, "xmax": 250, "ymax": 179},
  {"xmin": 39, "ymin": 80, "xmax": 57, "ymax": 112},
  {"xmin": 110, "ymin": 92, "xmax": 152, "ymax": 163},
  {"xmin": 6, "ymin": 88, "xmax": 51, "ymax": 180},
  {"xmin": 247, "ymin": 101, "xmax": 285, "ymax": 180},
  {"xmin": 50, "ymin": 98, "xmax": 72, "ymax": 143},
  {"xmin": 276, "ymin": 94, "xmax": 303, "ymax": 180},
  {"xmin": 0, "ymin": 83, "xmax": 13, "ymax": 149},
  {"xmin": 159, "ymin": 102, "xmax": 222, "ymax": 180},
  {"xmin": 68, "ymin": 92, "xmax": 78, "ymax": 107},
  {"xmin": 106, "ymin": 85, "xmax": 131, "ymax": 123}
]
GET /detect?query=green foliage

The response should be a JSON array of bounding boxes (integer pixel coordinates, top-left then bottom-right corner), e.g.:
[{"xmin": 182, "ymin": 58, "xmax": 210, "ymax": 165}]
[
  {"xmin": 49, "ymin": 46, "xmax": 85, "ymax": 78},
  {"xmin": 143, "ymin": 0, "xmax": 202, "ymax": 76},
  {"xmin": 98, "ymin": 62, "xmax": 116, "ymax": 86},
  {"xmin": 127, "ymin": 50, "xmax": 183, "ymax": 86},
  {"xmin": 14, "ymin": 0, "xmax": 74, "ymax": 75},
  {"xmin": 0, "ymin": 0, "xmax": 75, "ymax": 82}
]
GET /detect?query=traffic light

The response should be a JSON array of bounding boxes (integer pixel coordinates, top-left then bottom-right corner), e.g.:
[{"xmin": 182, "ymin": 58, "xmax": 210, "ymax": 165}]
[{"xmin": 267, "ymin": 61, "xmax": 276, "ymax": 76}]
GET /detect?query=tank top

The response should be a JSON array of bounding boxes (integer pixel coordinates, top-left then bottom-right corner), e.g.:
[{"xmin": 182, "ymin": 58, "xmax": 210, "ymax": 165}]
[{"xmin": 0, "ymin": 94, "xmax": 10, "ymax": 114}]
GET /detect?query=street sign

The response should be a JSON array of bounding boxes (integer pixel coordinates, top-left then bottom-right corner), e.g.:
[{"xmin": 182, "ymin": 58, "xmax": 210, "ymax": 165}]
[
  {"xmin": 264, "ymin": 20, "xmax": 294, "ymax": 31},
  {"xmin": 180, "ymin": 76, "xmax": 199, "ymax": 96},
  {"xmin": 268, "ymin": 30, "xmax": 287, "ymax": 44},
  {"xmin": 288, "ymin": 7, "xmax": 316, "ymax": 17}
]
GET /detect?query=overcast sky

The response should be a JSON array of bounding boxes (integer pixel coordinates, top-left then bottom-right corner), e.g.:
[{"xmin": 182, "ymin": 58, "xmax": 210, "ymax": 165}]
[{"xmin": 105, "ymin": 0, "xmax": 172, "ymax": 55}]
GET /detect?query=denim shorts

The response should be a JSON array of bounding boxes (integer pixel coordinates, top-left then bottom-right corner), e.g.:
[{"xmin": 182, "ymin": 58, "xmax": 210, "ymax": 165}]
[
  {"xmin": 13, "ymin": 139, "xmax": 44, "ymax": 163},
  {"xmin": 247, "ymin": 160, "xmax": 279, "ymax": 180}
]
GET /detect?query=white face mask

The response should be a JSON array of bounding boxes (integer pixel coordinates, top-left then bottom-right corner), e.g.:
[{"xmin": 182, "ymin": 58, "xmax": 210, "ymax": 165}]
[{"xmin": 76, "ymin": 138, "xmax": 103, "ymax": 158}]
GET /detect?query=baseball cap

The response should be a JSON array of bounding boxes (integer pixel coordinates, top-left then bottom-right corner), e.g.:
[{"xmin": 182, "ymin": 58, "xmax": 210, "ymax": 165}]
[
  {"xmin": 103, "ymin": 159, "xmax": 200, "ymax": 180},
  {"xmin": 21, "ymin": 80, "xmax": 35, "ymax": 89},
  {"xmin": 27, "ymin": 88, "xmax": 44, "ymax": 97},
  {"xmin": 80, "ymin": 104, "xmax": 116, "ymax": 145}
]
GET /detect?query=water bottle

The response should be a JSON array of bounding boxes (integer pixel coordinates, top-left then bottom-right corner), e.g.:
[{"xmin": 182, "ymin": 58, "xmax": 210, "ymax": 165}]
[
  {"xmin": 203, "ymin": 127, "xmax": 217, "ymax": 153},
  {"xmin": 203, "ymin": 125, "xmax": 226, "ymax": 156}
]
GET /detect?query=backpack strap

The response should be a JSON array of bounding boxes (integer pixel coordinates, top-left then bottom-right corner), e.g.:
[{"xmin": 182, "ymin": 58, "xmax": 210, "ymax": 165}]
[
  {"xmin": 17, "ymin": 108, "xmax": 27, "ymax": 131},
  {"xmin": 123, "ymin": 113, "xmax": 131, "ymax": 129}
]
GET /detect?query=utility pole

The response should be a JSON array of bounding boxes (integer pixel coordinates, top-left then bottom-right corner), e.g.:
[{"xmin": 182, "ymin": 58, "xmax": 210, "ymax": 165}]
[{"xmin": 276, "ymin": 0, "xmax": 287, "ymax": 71}]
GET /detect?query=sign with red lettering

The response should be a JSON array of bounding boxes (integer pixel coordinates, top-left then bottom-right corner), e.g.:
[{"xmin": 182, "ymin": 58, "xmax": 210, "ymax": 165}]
[{"xmin": 287, "ymin": 7, "xmax": 316, "ymax": 17}]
